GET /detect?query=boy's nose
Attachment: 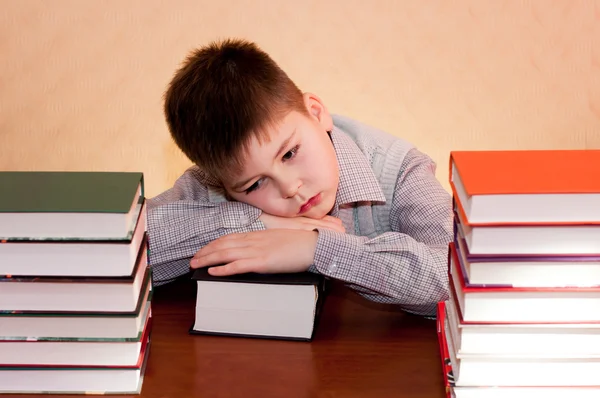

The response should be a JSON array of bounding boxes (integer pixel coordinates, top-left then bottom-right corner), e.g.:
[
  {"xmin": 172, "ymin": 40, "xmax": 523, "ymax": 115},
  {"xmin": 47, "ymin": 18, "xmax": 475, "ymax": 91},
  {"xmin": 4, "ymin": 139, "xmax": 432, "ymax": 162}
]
[{"xmin": 282, "ymin": 180, "xmax": 301, "ymax": 199}]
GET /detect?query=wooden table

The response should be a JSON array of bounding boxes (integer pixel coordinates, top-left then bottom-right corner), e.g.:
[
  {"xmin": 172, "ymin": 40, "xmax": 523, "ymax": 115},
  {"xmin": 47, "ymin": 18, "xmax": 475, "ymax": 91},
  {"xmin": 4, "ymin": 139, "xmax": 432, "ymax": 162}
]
[{"xmin": 10, "ymin": 277, "xmax": 447, "ymax": 398}]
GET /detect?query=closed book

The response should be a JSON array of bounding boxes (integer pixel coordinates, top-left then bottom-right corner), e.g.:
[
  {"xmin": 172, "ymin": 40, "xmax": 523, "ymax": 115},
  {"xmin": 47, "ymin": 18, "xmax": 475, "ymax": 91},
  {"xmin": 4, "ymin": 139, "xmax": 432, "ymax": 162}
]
[
  {"xmin": 0, "ymin": 171, "xmax": 144, "ymax": 240},
  {"xmin": 0, "ymin": 238, "xmax": 149, "ymax": 313},
  {"xmin": 0, "ymin": 311, "xmax": 152, "ymax": 367},
  {"xmin": 0, "ymin": 327, "xmax": 151, "ymax": 395},
  {"xmin": 445, "ymin": 294, "xmax": 600, "ymax": 357},
  {"xmin": 448, "ymin": 243, "xmax": 600, "ymax": 324},
  {"xmin": 0, "ymin": 201, "xmax": 147, "ymax": 278},
  {"xmin": 453, "ymin": 219, "xmax": 600, "ymax": 287},
  {"xmin": 190, "ymin": 267, "xmax": 327, "ymax": 341},
  {"xmin": 0, "ymin": 281, "xmax": 152, "ymax": 340},
  {"xmin": 453, "ymin": 202, "xmax": 600, "ymax": 256},
  {"xmin": 449, "ymin": 150, "xmax": 600, "ymax": 225},
  {"xmin": 436, "ymin": 301, "xmax": 600, "ymax": 396}
]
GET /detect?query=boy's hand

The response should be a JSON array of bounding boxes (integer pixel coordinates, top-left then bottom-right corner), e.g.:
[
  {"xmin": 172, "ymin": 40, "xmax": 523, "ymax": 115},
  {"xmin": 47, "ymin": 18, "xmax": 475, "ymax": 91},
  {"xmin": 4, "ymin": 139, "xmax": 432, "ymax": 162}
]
[
  {"xmin": 259, "ymin": 213, "xmax": 345, "ymax": 233},
  {"xmin": 190, "ymin": 230, "xmax": 318, "ymax": 276}
]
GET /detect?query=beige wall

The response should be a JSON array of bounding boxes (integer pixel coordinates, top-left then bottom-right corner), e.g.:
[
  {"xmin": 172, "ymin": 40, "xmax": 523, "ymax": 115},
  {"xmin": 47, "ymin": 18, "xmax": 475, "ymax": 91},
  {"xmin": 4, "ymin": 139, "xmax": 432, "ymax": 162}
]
[{"xmin": 1, "ymin": 0, "xmax": 599, "ymax": 198}]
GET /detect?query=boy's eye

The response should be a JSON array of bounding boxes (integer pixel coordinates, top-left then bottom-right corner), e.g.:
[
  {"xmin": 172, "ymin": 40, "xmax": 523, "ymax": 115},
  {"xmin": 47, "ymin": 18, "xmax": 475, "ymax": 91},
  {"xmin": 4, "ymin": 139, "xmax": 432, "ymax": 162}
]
[
  {"xmin": 282, "ymin": 145, "xmax": 299, "ymax": 161},
  {"xmin": 244, "ymin": 178, "xmax": 263, "ymax": 194}
]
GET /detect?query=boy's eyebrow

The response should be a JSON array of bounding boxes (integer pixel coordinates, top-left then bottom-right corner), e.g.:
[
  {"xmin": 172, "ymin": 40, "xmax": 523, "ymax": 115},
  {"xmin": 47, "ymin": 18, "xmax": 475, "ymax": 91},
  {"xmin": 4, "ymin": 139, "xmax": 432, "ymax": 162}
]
[{"xmin": 231, "ymin": 130, "xmax": 297, "ymax": 191}]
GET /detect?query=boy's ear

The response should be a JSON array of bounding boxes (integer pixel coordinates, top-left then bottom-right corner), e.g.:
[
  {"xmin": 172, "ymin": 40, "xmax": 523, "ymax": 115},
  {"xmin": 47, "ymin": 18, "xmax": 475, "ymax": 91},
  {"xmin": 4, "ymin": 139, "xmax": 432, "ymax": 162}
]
[{"xmin": 303, "ymin": 92, "xmax": 333, "ymax": 131}]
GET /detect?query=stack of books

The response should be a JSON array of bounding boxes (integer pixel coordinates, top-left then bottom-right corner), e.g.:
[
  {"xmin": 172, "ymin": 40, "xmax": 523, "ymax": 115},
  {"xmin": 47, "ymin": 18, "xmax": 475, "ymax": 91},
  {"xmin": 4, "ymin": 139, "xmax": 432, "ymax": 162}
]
[
  {"xmin": 0, "ymin": 171, "xmax": 151, "ymax": 394},
  {"xmin": 437, "ymin": 149, "xmax": 600, "ymax": 398}
]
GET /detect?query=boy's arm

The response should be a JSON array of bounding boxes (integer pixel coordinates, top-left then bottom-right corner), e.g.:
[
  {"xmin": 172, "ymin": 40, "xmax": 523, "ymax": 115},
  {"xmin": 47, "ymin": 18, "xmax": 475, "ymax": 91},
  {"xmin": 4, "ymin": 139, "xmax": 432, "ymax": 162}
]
[
  {"xmin": 147, "ymin": 167, "xmax": 266, "ymax": 286},
  {"xmin": 310, "ymin": 149, "xmax": 453, "ymax": 317}
]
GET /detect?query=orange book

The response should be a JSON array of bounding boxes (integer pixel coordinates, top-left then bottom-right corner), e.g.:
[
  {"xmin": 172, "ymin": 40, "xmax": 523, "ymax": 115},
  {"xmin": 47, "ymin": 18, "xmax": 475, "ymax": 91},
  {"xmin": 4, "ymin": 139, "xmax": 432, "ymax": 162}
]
[{"xmin": 449, "ymin": 150, "xmax": 600, "ymax": 226}]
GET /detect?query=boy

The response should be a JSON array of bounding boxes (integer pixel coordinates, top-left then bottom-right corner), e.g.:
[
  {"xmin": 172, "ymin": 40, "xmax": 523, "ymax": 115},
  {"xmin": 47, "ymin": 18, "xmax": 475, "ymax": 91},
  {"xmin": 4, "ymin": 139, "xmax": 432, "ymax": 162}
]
[{"xmin": 147, "ymin": 38, "xmax": 452, "ymax": 317}]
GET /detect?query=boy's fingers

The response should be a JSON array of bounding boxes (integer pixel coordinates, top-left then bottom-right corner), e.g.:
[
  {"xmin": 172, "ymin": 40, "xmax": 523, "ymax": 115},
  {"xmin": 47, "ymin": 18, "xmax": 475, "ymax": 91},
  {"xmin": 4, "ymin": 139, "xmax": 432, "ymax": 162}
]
[
  {"xmin": 207, "ymin": 259, "xmax": 260, "ymax": 276},
  {"xmin": 190, "ymin": 247, "xmax": 256, "ymax": 268},
  {"xmin": 192, "ymin": 235, "xmax": 254, "ymax": 260}
]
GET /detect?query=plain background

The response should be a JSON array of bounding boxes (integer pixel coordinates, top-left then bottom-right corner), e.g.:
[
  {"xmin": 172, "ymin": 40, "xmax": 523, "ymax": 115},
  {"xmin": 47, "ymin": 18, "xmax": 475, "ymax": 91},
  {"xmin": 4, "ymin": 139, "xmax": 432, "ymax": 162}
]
[{"xmin": 1, "ymin": 0, "xmax": 599, "ymax": 197}]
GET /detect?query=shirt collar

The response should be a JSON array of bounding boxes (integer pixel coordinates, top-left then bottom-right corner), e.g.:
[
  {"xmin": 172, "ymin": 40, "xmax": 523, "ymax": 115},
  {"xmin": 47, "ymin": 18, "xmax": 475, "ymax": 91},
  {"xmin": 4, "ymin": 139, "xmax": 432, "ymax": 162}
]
[
  {"xmin": 200, "ymin": 172, "xmax": 229, "ymax": 203},
  {"xmin": 330, "ymin": 126, "xmax": 386, "ymax": 207}
]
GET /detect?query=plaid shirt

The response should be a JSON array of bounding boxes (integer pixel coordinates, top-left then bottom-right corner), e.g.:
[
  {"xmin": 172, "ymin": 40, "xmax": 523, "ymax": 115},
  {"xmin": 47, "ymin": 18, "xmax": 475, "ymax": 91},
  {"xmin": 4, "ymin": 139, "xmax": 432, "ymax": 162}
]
[{"xmin": 147, "ymin": 117, "xmax": 452, "ymax": 317}]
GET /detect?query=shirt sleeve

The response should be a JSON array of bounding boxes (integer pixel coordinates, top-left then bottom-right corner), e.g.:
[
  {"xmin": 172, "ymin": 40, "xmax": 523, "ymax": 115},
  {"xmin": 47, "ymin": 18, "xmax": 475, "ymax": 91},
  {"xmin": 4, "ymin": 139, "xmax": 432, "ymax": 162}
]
[
  {"xmin": 310, "ymin": 149, "xmax": 453, "ymax": 317},
  {"xmin": 146, "ymin": 167, "xmax": 266, "ymax": 286}
]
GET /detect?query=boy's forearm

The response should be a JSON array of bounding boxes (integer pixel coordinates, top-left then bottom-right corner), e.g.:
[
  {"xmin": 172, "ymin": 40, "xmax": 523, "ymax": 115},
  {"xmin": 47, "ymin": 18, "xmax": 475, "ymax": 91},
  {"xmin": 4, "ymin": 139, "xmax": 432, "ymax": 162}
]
[
  {"xmin": 310, "ymin": 229, "xmax": 449, "ymax": 317},
  {"xmin": 146, "ymin": 167, "xmax": 267, "ymax": 285},
  {"xmin": 148, "ymin": 200, "xmax": 266, "ymax": 285},
  {"xmin": 307, "ymin": 149, "xmax": 453, "ymax": 316}
]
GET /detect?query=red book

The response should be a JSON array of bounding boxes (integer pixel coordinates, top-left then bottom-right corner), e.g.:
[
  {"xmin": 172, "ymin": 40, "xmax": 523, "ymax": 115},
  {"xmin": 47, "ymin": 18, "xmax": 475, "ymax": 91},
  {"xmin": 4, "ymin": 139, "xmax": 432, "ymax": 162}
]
[
  {"xmin": 436, "ymin": 301, "xmax": 454, "ymax": 398},
  {"xmin": 449, "ymin": 150, "xmax": 600, "ymax": 226},
  {"xmin": 448, "ymin": 242, "xmax": 600, "ymax": 324}
]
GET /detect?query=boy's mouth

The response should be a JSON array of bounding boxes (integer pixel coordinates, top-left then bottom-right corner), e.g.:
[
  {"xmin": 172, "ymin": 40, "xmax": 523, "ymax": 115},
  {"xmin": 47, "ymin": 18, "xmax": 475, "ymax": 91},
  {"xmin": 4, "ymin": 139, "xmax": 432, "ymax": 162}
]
[{"xmin": 299, "ymin": 193, "xmax": 322, "ymax": 215}]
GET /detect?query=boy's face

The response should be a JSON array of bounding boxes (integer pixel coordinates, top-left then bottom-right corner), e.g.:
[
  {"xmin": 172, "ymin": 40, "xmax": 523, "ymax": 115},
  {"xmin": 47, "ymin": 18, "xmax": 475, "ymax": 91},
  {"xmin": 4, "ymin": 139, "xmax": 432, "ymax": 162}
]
[{"xmin": 224, "ymin": 94, "xmax": 339, "ymax": 219}]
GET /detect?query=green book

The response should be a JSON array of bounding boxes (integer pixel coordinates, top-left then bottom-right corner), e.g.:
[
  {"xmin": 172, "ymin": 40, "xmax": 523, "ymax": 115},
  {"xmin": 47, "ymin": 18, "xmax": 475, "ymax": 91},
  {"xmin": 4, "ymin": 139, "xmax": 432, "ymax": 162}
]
[{"xmin": 0, "ymin": 171, "xmax": 144, "ymax": 240}]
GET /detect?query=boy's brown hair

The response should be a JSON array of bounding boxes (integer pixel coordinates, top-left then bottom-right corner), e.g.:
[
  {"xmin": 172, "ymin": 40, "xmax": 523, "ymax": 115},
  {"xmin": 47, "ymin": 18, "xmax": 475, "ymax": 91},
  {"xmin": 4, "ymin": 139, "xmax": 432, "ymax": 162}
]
[{"xmin": 163, "ymin": 38, "xmax": 307, "ymax": 184}]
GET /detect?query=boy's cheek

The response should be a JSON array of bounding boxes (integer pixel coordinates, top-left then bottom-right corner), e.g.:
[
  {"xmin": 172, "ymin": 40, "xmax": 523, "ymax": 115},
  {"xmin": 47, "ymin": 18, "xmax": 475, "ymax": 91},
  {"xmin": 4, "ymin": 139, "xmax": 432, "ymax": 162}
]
[{"xmin": 238, "ymin": 195, "xmax": 285, "ymax": 216}]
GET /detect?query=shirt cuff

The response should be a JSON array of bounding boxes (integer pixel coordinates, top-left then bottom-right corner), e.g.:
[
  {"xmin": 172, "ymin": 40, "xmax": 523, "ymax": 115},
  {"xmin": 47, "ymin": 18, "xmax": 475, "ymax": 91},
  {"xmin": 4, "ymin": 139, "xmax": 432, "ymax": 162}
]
[{"xmin": 311, "ymin": 228, "xmax": 364, "ymax": 278}]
